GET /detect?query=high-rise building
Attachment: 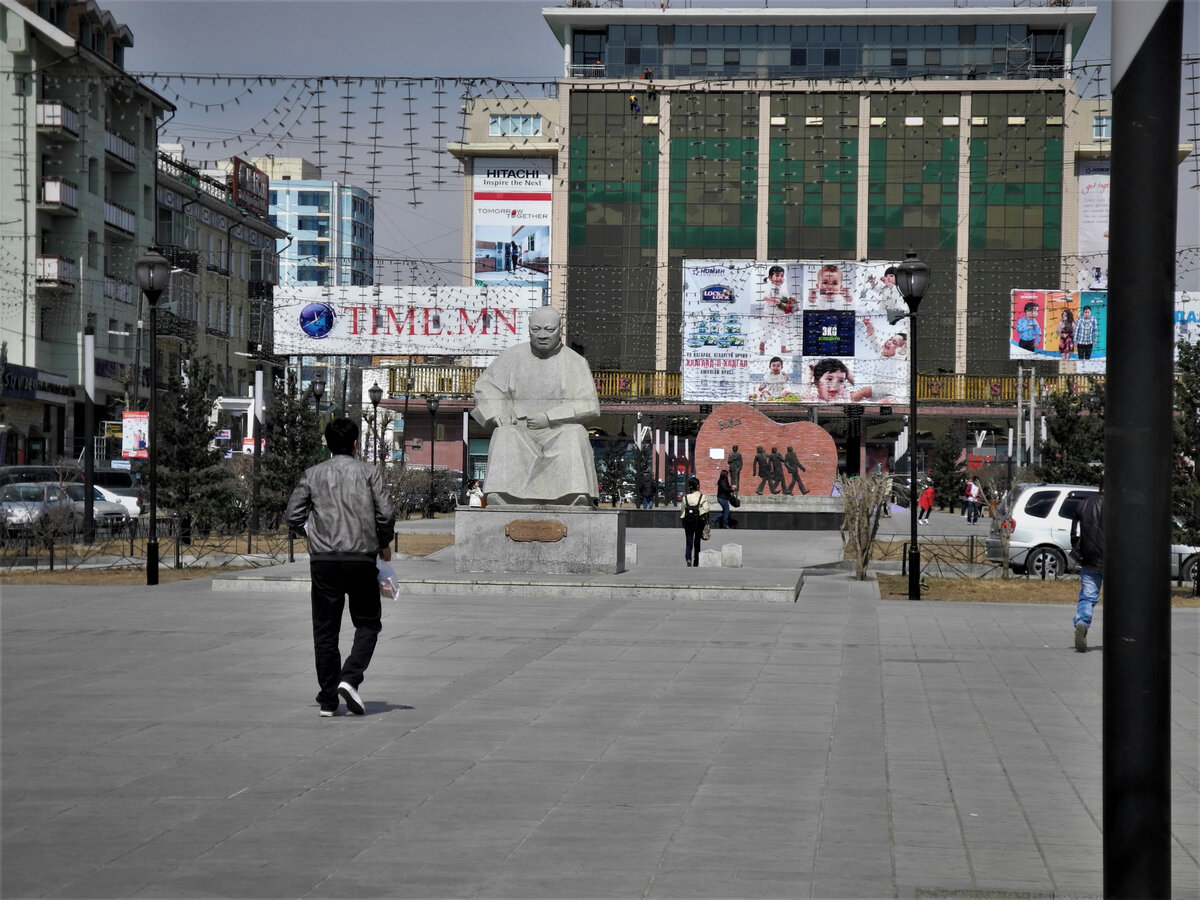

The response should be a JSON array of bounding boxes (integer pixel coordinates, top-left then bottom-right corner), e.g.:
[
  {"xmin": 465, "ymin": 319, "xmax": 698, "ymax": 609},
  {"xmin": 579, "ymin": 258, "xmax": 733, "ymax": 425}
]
[
  {"xmin": 456, "ymin": 4, "xmax": 1110, "ymax": 378},
  {"xmin": 255, "ymin": 157, "xmax": 375, "ymax": 287},
  {"xmin": 546, "ymin": 4, "xmax": 1099, "ymax": 376}
]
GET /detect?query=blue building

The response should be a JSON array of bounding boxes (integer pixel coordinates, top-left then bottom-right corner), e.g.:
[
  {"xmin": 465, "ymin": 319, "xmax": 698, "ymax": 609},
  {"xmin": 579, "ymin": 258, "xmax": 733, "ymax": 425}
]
[{"xmin": 257, "ymin": 157, "xmax": 374, "ymax": 287}]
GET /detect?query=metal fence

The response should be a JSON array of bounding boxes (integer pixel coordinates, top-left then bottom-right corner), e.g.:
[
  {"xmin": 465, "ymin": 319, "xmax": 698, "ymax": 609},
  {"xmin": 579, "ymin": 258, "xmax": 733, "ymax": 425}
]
[{"xmin": 0, "ymin": 517, "xmax": 302, "ymax": 573}]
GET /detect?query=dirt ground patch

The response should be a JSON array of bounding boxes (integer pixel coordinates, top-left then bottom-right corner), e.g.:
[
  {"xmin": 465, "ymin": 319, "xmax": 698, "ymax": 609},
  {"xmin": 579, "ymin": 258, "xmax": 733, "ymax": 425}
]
[
  {"xmin": 878, "ymin": 574, "xmax": 1199, "ymax": 607},
  {"xmin": 0, "ymin": 533, "xmax": 455, "ymax": 586}
]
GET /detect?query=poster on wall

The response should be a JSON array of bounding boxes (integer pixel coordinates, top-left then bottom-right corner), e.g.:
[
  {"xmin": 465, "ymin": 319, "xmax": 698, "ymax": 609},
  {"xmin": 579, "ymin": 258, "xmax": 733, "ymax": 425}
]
[
  {"xmin": 681, "ymin": 259, "xmax": 911, "ymax": 404},
  {"xmin": 121, "ymin": 410, "xmax": 149, "ymax": 459},
  {"xmin": 1077, "ymin": 161, "xmax": 1110, "ymax": 291},
  {"xmin": 272, "ymin": 285, "xmax": 543, "ymax": 356},
  {"xmin": 1008, "ymin": 289, "xmax": 1108, "ymax": 369},
  {"xmin": 472, "ymin": 157, "xmax": 551, "ymax": 289}
]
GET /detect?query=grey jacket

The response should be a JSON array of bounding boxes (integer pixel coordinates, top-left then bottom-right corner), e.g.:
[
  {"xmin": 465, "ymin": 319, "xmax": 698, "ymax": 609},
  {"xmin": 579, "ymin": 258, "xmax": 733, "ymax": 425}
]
[{"xmin": 285, "ymin": 454, "xmax": 396, "ymax": 563}]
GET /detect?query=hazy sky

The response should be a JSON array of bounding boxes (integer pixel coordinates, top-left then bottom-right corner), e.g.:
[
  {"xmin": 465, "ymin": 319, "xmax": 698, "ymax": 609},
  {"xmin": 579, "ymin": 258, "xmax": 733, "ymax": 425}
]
[{"xmin": 102, "ymin": 0, "xmax": 1198, "ymax": 286}]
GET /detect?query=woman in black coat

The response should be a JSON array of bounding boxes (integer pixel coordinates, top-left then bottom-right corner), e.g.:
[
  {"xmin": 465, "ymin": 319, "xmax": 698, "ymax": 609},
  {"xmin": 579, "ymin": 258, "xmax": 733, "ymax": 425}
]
[{"xmin": 714, "ymin": 470, "xmax": 733, "ymax": 529}]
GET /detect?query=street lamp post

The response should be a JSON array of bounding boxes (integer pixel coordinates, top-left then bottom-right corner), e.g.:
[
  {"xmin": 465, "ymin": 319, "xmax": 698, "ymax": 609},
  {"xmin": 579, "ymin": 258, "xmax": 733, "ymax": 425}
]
[
  {"xmin": 368, "ymin": 382, "xmax": 383, "ymax": 468},
  {"xmin": 134, "ymin": 251, "xmax": 171, "ymax": 587},
  {"xmin": 310, "ymin": 377, "xmax": 326, "ymax": 422},
  {"xmin": 894, "ymin": 250, "xmax": 930, "ymax": 601},
  {"xmin": 426, "ymin": 396, "xmax": 440, "ymax": 518}
]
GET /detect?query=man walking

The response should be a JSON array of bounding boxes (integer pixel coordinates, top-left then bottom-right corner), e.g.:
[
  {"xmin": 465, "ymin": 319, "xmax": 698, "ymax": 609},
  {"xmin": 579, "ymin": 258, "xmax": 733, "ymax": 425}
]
[
  {"xmin": 286, "ymin": 418, "xmax": 396, "ymax": 716},
  {"xmin": 1069, "ymin": 485, "xmax": 1103, "ymax": 652}
]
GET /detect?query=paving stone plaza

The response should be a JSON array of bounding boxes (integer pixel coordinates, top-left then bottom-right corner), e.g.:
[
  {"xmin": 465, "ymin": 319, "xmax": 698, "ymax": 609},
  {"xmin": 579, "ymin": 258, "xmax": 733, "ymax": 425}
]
[{"xmin": 2, "ymin": 518, "xmax": 1197, "ymax": 898}]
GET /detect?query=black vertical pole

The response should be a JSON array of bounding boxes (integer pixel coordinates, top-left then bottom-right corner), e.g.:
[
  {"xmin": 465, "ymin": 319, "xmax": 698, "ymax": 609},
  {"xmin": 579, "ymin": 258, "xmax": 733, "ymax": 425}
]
[
  {"xmin": 83, "ymin": 325, "xmax": 95, "ymax": 543},
  {"xmin": 1104, "ymin": 1, "xmax": 1180, "ymax": 895},
  {"xmin": 147, "ymin": 300, "xmax": 159, "ymax": 586},
  {"xmin": 907, "ymin": 311, "xmax": 920, "ymax": 600}
]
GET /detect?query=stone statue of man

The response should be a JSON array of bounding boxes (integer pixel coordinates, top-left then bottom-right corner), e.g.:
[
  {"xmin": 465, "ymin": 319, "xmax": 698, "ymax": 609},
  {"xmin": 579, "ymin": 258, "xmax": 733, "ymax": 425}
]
[{"xmin": 471, "ymin": 306, "xmax": 600, "ymax": 506}]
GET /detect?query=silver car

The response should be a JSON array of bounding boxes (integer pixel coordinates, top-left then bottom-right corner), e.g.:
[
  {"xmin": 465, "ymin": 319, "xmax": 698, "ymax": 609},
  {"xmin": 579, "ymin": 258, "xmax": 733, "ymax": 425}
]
[
  {"xmin": 0, "ymin": 481, "xmax": 75, "ymax": 534},
  {"xmin": 64, "ymin": 484, "xmax": 131, "ymax": 531},
  {"xmin": 985, "ymin": 483, "xmax": 1098, "ymax": 578}
]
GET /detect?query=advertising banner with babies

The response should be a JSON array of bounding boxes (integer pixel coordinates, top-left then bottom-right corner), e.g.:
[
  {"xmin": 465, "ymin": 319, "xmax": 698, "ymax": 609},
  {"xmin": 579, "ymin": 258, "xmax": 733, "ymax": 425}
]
[{"xmin": 681, "ymin": 259, "xmax": 911, "ymax": 404}]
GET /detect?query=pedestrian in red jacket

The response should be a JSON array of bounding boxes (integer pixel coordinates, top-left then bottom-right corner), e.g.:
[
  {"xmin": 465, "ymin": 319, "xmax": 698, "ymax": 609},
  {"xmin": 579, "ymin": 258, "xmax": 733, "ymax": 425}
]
[{"xmin": 918, "ymin": 485, "xmax": 935, "ymax": 524}]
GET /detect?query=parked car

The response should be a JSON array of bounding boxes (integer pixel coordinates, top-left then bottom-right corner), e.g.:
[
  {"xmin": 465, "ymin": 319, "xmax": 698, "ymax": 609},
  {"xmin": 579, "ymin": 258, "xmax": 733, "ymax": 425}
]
[
  {"xmin": 92, "ymin": 468, "xmax": 143, "ymax": 512},
  {"xmin": 0, "ymin": 465, "xmax": 78, "ymax": 487},
  {"xmin": 1170, "ymin": 518, "xmax": 1199, "ymax": 585},
  {"xmin": 985, "ymin": 483, "xmax": 1098, "ymax": 578},
  {"xmin": 0, "ymin": 481, "xmax": 75, "ymax": 534},
  {"xmin": 63, "ymin": 484, "xmax": 131, "ymax": 531},
  {"xmin": 93, "ymin": 482, "xmax": 141, "ymax": 517}
]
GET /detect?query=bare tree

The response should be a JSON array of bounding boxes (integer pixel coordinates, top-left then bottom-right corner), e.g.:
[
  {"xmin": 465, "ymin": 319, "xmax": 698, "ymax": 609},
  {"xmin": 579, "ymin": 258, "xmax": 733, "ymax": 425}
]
[{"xmin": 837, "ymin": 472, "xmax": 892, "ymax": 580}]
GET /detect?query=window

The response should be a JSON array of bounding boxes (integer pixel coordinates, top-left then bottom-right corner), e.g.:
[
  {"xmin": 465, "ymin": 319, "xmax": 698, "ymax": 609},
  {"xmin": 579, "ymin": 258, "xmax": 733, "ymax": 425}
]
[
  {"xmin": 891, "ymin": 49, "xmax": 907, "ymax": 66},
  {"xmin": 691, "ymin": 48, "xmax": 707, "ymax": 66},
  {"xmin": 87, "ymin": 232, "xmax": 99, "ymax": 268},
  {"xmin": 488, "ymin": 114, "xmax": 543, "ymax": 137},
  {"xmin": 824, "ymin": 48, "xmax": 840, "ymax": 67},
  {"xmin": 108, "ymin": 318, "xmax": 118, "ymax": 351},
  {"xmin": 1023, "ymin": 490, "xmax": 1060, "ymax": 519},
  {"xmin": 296, "ymin": 191, "xmax": 330, "ymax": 211},
  {"xmin": 1092, "ymin": 116, "xmax": 1111, "ymax": 140},
  {"xmin": 790, "ymin": 48, "xmax": 807, "ymax": 66},
  {"xmin": 925, "ymin": 48, "xmax": 941, "ymax": 66},
  {"xmin": 724, "ymin": 48, "xmax": 740, "ymax": 66}
]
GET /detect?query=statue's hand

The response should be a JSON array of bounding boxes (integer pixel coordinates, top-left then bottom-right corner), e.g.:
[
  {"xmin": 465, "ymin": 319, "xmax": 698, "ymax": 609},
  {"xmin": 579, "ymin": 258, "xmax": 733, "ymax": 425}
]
[{"xmin": 526, "ymin": 412, "xmax": 551, "ymax": 429}]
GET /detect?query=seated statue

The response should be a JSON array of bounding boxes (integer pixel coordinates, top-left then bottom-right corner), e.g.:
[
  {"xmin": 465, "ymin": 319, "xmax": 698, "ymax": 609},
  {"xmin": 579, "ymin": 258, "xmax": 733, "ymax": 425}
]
[{"xmin": 471, "ymin": 306, "xmax": 600, "ymax": 506}]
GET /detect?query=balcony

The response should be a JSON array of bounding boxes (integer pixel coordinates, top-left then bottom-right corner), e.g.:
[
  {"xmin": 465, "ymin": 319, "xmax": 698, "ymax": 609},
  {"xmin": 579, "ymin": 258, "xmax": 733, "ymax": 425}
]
[
  {"xmin": 160, "ymin": 245, "xmax": 200, "ymax": 274},
  {"xmin": 38, "ymin": 177, "xmax": 79, "ymax": 214},
  {"xmin": 158, "ymin": 311, "xmax": 197, "ymax": 343},
  {"xmin": 103, "ymin": 200, "xmax": 135, "ymax": 238},
  {"xmin": 104, "ymin": 128, "xmax": 136, "ymax": 169},
  {"xmin": 567, "ymin": 63, "xmax": 605, "ymax": 78},
  {"xmin": 103, "ymin": 274, "xmax": 134, "ymax": 304},
  {"xmin": 35, "ymin": 254, "xmax": 78, "ymax": 288},
  {"xmin": 36, "ymin": 100, "xmax": 80, "ymax": 137}
]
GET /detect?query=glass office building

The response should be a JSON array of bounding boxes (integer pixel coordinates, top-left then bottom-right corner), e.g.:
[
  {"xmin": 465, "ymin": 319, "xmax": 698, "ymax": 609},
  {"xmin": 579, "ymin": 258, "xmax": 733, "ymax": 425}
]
[{"xmin": 542, "ymin": 4, "xmax": 1094, "ymax": 375}]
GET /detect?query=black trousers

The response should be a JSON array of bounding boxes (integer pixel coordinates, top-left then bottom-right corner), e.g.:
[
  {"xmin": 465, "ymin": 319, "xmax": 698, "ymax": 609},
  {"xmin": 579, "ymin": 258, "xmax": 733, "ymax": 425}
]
[
  {"xmin": 683, "ymin": 521, "xmax": 705, "ymax": 566},
  {"xmin": 310, "ymin": 560, "xmax": 382, "ymax": 711}
]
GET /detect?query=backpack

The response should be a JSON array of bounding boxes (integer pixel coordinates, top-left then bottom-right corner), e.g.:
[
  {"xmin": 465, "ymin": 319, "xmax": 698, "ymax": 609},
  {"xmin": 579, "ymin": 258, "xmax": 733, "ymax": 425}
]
[{"xmin": 683, "ymin": 495, "xmax": 703, "ymax": 524}]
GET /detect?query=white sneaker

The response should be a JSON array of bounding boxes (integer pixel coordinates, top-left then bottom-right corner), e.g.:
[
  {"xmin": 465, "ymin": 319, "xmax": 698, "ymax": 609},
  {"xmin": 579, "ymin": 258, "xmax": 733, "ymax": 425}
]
[
  {"xmin": 338, "ymin": 681, "xmax": 365, "ymax": 715},
  {"xmin": 319, "ymin": 707, "xmax": 338, "ymax": 717}
]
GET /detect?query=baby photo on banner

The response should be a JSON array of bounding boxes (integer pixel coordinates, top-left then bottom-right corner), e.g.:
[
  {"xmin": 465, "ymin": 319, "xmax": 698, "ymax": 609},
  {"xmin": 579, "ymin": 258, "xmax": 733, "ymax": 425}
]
[{"xmin": 683, "ymin": 259, "xmax": 911, "ymax": 404}]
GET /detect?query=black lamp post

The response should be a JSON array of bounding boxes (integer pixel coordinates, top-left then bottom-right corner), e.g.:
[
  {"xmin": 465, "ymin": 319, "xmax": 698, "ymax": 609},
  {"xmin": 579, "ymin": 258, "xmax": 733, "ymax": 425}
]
[
  {"xmin": 310, "ymin": 377, "xmax": 326, "ymax": 419},
  {"xmin": 426, "ymin": 396, "xmax": 440, "ymax": 518},
  {"xmin": 894, "ymin": 250, "xmax": 930, "ymax": 601},
  {"xmin": 368, "ymin": 382, "xmax": 383, "ymax": 467},
  {"xmin": 134, "ymin": 250, "xmax": 170, "ymax": 586}
]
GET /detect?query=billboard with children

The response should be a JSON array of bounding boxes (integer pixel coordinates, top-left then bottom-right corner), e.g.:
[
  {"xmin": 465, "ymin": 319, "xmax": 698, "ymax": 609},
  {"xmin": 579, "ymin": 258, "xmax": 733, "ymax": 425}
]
[
  {"xmin": 1009, "ymin": 289, "xmax": 1108, "ymax": 371},
  {"xmin": 681, "ymin": 260, "xmax": 911, "ymax": 404}
]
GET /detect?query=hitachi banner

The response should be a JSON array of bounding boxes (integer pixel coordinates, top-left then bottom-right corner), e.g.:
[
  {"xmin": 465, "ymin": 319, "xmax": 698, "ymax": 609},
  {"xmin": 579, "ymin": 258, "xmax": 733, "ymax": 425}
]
[
  {"xmin": 473, "ymin": 156, "xmax": 551, "ymax": 288},
  {"xmin": 273, "ymin": 285, "xmax": 543, "ymax": 356}
]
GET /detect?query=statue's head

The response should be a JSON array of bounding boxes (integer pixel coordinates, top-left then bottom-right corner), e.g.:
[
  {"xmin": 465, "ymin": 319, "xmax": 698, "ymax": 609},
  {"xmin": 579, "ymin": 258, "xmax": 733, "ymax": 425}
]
[{"xmin": 528, "ymin": 306, "xmax": 563, "ymax": 358}]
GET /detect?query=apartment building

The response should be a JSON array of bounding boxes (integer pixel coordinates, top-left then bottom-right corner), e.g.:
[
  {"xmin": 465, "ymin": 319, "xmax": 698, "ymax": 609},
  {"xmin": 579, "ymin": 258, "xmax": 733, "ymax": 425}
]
[{"xmin": 0, "ymin": 0, "xmax": 171, "ymax": 464}]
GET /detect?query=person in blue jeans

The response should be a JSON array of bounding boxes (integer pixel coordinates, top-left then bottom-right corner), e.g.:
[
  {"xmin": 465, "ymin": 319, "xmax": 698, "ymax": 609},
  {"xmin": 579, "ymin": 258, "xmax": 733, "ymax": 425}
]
[
  {"xmin": 638, "ymin": 469, "xmax": 656, "ymax": 510},
  {"xmin": 713, "ymin": 469, "xmax": 733, "ymax": 529},
  {"xmin": 1069, "ymin": 486, "xmax": 1104, "ymax": 652}
]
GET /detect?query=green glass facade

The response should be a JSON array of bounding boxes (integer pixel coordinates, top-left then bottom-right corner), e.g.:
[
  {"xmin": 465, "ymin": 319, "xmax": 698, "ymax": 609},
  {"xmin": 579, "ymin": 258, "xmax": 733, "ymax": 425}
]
[{"xmin": 566, "ymin": 91, "xmax": 660, "ymax": 369}]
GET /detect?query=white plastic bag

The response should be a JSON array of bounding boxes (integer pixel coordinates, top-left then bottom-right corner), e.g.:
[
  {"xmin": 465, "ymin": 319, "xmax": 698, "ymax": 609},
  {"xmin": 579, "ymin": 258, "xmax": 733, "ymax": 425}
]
[{"xmin": 377, "ymin": 556, "xmax": 398, "ymax": 600}]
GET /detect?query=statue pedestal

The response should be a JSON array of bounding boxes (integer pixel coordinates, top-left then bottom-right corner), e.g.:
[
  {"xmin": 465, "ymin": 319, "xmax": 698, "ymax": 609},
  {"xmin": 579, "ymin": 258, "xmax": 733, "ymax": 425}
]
[{"xmin": 455, "ymin": 506, "xmax": 626, "ymax": 575}]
